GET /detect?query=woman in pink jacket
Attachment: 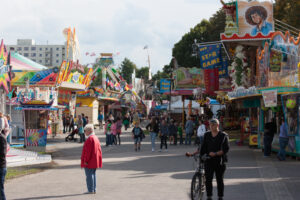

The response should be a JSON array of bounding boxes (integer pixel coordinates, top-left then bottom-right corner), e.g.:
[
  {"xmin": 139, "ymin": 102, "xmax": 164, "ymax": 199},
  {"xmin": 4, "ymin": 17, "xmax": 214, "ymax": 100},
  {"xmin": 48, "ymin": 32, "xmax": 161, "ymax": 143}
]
[{"xmin": 81, "ymin": 124, "xmax": 102, "ymax": 194}]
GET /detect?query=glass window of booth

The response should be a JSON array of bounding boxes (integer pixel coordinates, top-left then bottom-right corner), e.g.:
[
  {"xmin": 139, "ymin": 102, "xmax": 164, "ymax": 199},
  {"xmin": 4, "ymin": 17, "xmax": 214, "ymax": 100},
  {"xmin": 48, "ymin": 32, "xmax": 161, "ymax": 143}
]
[
  {"xmin": 282, "ymin": 95, "xmax": 298, "ymax": 136},
  {"xmin": 25, "ymin": 110, "xmax": 48, "ymax": 129}
]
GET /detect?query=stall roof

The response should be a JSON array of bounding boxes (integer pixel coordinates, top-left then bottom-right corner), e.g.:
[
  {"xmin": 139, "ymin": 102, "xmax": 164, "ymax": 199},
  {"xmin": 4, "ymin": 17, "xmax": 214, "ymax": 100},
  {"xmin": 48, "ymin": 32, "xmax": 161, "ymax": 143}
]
[{"xmin": 10, "ymin": 52, "xmax": 47, "ymax": 71}]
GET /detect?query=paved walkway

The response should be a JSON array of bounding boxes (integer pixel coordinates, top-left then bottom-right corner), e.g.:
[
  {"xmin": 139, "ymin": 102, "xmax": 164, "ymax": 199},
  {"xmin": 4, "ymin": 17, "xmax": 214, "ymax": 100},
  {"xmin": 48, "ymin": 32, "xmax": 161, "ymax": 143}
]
[{"xmin": 5, "ymin": 128, "xmax": 300, "ymax": 200}]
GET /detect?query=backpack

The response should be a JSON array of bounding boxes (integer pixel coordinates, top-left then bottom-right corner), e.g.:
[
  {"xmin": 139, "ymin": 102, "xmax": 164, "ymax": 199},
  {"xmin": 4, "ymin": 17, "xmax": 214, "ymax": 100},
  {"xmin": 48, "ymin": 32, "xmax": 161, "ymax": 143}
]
[{"xmin": 133, "ymin": 127, "xmax": 142, "ymax": 137}]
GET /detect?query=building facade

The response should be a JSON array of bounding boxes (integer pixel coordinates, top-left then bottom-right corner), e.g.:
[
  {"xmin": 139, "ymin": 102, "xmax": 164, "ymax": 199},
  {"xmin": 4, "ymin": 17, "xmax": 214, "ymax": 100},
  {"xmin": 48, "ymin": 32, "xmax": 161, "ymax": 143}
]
[{"xmin": 6, "ymin": 39, "xmax": 73, "ymax": 67}]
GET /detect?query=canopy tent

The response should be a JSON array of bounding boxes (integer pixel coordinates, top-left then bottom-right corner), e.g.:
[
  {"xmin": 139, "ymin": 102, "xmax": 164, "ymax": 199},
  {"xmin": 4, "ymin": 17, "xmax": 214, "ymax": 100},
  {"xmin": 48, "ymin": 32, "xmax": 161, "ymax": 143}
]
[
  {"xmin": 207, "ymin": 97, "xmax": 220, "ymax": 105},
  {"xmin": 171, "ymin": 99, "xmax": 200, "ymax": 109},
  {"xmin": 10, "ymin": 52, "xmax": 47, "ymax": 71}
]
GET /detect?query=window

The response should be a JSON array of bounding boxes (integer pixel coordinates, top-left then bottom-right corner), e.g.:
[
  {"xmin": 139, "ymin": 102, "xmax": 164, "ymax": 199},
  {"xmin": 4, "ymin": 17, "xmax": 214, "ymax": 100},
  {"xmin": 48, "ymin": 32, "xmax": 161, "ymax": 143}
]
[
  {"xmin": 56, "ymin": 60, "xmax": 59, "ymax": 63},
  {"xmin": 39, "ymin": 54, "xmax": 42, "ymax": 57},
  {"xmin": 24, "ymin": 47, "xmax": 29, "ymax": 51},
  {"xmin": 56, "ymin": 54, "xmax": 59, "ymax": 57},
  {"xmin": 10, "ymin": 47, "xmax": 15, "ymax": 51},
  {"xmin": 46, "ymin": 60, "xmax": 48, "ymax": 63},
  {"xmin": 24, "ymin": 53, "xmax": 29, "ymax": 57},
  {"xmin": 31, "ymin": 47, "xmax": 36, "ymax": 51},
  {"xmin": 56, "ymin": 47, "xmax": 59, "ymax": 50},
  {"xmin": 32, "ymin": 59, "xmax": 36, "ymax": 62},
  {"xmin": 39, "ymin": 48, "xmax": 42, "ymax": 51},
  {"xmin": 39, "ymin": 60, "xmax": 42, "ymax": 63},
  {"xmin": 45, "ymin": 48, "xmax": 48, "ymax": 50},
  {"xmin": 17, "ymin": 47, "xmax": 22, "ymax": 51},
  {"xmin": 31, "ymin": 53, "xmax": 36, "ymax": 57},
  {"xmin": 46, "ymin": 54, "xmax": 48, "ymax": 57}
]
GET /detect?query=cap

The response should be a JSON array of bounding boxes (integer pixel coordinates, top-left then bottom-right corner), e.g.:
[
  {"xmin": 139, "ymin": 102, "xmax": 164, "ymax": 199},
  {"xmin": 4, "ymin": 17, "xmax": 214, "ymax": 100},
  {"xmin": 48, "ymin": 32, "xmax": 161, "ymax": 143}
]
[{"xmin": 209, "ymin": 118, "xmax": 219, "ymax": 124}]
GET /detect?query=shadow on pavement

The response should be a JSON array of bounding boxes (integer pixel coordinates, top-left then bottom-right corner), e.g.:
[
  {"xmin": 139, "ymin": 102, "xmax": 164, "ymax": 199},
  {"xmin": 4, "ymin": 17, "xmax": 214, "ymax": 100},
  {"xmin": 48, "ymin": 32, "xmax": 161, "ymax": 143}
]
[{"xmin": 12, "ymin": 193, "xmax": 86, "ymax": 200}]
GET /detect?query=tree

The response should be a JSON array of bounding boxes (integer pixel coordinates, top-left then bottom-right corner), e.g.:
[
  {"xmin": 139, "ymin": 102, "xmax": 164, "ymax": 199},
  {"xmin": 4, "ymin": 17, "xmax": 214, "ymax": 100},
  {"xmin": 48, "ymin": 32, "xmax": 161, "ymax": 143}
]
[
  {"xmin": 90, "ymin": 64, "xmax": 102, "ymax": 87},
  {"xmin": 120, "ymin": 58, "xmax": 137, "ymax": 84},
  {"xmin": 172, "ymin": 9, "xmax": 225, "ymax": 67},
  {"xmin": 136, "ymin": 66, "xmax": 149, "ymax": 81},
  {"xmin": 274, "ymin": 0, "xmax": 300, "ymax": 30}
]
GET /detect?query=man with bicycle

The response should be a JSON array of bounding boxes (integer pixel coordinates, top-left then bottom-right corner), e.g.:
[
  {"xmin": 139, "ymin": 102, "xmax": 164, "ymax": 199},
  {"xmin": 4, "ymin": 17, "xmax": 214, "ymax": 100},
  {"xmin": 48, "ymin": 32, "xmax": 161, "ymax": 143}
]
[{"xmin": 187, "ymin": 118, "xmax": 229, "ymax": 200}]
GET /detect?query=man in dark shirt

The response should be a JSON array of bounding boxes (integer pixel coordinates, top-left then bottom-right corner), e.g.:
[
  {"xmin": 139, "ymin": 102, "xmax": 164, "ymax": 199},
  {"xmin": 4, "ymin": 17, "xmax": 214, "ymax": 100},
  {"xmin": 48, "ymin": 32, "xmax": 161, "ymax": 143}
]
[
  {"xmin": 0, "ymin": 131, "xmax": 7, "ymax": 200},
  {"xmin": 187, "ymin": 118, "xmax": 229, "ymax": 200},
  {"xmin": 264, "ymin": 118, "xmax": 277, "ymax": 157}
]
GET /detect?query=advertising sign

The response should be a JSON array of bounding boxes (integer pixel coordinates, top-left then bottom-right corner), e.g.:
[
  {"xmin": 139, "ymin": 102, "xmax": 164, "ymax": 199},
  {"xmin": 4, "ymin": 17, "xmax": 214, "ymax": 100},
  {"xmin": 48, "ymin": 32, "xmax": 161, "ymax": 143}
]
[
  {"xmin": 238, "ymin": 0, "xmax": 274, "ymax": 36},
  {"xmin": 204, "ymin": 68, "xmax": 219, "ymax": 95},
  {"xmin": 174, "ymin": 67, "xmax": 204, "ymax": 89},
  {"xmin": 160, "ymin": 79, "xmax": 171, "ymax": 93},
  {"xmin": 262, "ymin": 89, "xmax": 277, "ymax": 107},
  {"xmin": 269, "ymin": 50, "xmax": 282, "ymax": 72},
  {"xmin": 199, "ymin": 44, "xmax": 222, "ymax": 69}
]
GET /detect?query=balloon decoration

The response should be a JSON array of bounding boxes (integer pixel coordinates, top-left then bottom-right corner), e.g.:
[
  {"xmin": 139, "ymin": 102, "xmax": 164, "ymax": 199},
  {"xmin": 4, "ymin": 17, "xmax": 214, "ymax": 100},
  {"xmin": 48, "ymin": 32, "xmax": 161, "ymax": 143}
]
[{"xmin": 286, "ymin": 98, "xmax": 296, "ymax": 109}]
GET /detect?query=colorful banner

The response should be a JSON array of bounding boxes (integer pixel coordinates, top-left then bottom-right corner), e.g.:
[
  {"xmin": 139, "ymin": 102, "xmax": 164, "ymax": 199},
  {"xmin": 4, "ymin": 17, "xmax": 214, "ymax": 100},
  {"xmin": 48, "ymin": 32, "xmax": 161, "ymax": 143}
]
[
  {"xmin": 0, "ymin": 40, "xmax": 11, "ymax": 93},
  {"xmin": 262, "ymin": 89, "xmax": 277, "ymax": 107},
  {"xmin": 199, "ymin": 44, "xmax": 222, "ymax": 69},
  {"xmin": 238, "ymin": 0, "xmax": 274, "ymax": 36},
  {"xmin": 25, "ymin": 129, "xmax": 47, "ymax": 146},
  {"xmin": 204, "ymin": 68, "xmax": 219, "ymax": 95},
  {"xmin": 160, "ymin": 79, "xmax": 171, "ymax": 93},
  {"xmin": 269, "ymin": 49, "xmax": 282, "ymax": 72},
  {"xmin": 175, "ymin": 67, "xmax": 204, "ymax": 89},
  {"xmin": 219, "ymin": 58, "xmax": 228, "ymax": 78}
]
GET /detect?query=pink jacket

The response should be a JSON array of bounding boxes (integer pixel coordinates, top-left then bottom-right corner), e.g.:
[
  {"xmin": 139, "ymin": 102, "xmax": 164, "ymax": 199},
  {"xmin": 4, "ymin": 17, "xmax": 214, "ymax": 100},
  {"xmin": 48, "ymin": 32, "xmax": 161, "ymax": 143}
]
[
  {"xmin": 81, "ymin": 135, "xmax": 103, "ymax": 169},
  {"xmin": 111, "ymin": 123, "xmax": 117, "ymax": 135}
]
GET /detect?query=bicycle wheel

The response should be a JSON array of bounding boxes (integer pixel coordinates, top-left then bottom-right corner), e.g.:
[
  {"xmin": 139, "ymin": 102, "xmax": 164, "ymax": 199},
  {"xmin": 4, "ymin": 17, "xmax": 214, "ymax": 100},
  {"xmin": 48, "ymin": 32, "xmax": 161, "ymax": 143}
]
[{"xmin": 191, "ymin": 172, "xmax": 205, "ymax": 200}]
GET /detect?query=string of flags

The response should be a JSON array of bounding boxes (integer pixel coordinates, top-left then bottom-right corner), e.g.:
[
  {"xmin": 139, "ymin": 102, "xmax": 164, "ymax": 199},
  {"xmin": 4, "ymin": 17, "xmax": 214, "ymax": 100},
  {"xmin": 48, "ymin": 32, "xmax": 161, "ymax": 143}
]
[{"xmin": 85, "ymin": 52, "xmax": 120, "ymax": 57}]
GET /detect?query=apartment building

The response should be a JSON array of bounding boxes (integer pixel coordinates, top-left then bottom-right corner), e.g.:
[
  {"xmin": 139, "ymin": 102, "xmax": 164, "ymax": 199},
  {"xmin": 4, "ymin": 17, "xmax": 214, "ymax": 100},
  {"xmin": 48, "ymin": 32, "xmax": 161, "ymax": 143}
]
[{"xmin": 6, "ymin": 39, "xmax": 73, "ymax": 67}]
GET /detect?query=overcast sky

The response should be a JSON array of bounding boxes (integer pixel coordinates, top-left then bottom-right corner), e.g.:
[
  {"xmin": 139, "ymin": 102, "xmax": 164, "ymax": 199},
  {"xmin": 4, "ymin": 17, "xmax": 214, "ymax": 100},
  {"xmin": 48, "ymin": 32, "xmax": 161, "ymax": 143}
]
[{"xmin": 1, "ymin": 0, "xmax": 222, "ymax": 73}]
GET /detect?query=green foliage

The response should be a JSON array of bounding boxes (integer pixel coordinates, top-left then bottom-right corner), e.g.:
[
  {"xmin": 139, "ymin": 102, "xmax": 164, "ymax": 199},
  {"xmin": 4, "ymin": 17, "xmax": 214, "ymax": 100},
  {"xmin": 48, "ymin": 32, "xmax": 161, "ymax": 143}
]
[
  {"xmin": 90, "ymin": 64, "xmax": 102, "ymax": 87},
  {"xmin": 274, "ymin": 0, "xmax": 300, "ymax": 30},
  {"xmin": 136, "ymin": 66, "xmax": 149, "ymax": 81},
  {"xmin": 172, "ymin": 9, "xmax": 225, "ymax": 67},
  {"xmin": 120, "ymin": 58, "xmax": 137, "ymax": 84}
]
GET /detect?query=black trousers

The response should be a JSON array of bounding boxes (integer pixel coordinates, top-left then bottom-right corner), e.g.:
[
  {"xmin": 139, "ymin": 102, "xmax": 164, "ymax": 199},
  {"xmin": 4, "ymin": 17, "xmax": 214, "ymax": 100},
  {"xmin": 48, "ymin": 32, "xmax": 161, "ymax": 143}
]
[
  {"xmin": 160, "ymin": 135, "xmax": 168, "ymax": 149},
  {"xmin": 173, "ymin": 134, "xmax": 178, "ymax": 145},
  {"xmin": 205, "ymin": 161, "xmax": 226, "ymax": 197}
]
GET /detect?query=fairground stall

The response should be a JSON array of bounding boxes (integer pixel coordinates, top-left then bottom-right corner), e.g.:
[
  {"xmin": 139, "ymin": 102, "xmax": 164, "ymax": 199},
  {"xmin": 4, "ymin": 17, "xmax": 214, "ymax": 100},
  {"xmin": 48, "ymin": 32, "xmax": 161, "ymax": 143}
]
[
  {"xmin": 16, "ymin": 100, "xmax": 57, "ymax": 151},
  {"xmin": 219, "ymin": 0, "xmax": 300, "ymax": 155}
]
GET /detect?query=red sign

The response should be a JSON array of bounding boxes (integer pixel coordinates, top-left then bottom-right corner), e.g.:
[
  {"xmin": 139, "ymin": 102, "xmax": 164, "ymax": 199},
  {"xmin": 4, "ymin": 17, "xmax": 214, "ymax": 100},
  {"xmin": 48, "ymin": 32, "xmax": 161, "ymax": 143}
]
[{"xmin": 204, "ymin": 68, "xmax": 219, "ymax": 95}]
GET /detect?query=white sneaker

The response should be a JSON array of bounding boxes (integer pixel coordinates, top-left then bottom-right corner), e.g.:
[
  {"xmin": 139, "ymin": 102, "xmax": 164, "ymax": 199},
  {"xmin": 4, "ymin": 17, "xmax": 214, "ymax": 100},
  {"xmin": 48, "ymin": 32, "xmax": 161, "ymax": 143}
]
[
  {"xmin": 152, "ymin": 148, "xmax": 155, "ymax": 152},
  {"xmin": 159, "ymin": 149, "xmax": 162, "ymax": 152},
  {"xmin": 164, "ymin": 149, "xmax": 168, "ymax": 152}
]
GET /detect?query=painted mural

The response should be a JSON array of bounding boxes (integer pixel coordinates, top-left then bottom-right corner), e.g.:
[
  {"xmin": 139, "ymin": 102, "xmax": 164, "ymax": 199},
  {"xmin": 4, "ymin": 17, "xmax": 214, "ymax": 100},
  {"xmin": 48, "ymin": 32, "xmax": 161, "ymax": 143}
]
[
  {"xmin": 0, "ymin": 40, "xmax": 11, "ymax": 93},
  {"xmin": 238, "ymin": 0, "xmax": 274, "ymax": 36},
  {"xmin": 25, "ymin": 129, "xmax": 47, "ymax": 146}
]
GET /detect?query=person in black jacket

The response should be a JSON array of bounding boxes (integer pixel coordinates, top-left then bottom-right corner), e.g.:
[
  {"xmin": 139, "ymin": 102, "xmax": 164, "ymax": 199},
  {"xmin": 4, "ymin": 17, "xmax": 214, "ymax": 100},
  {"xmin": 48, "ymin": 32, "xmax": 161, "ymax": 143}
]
[
  {"xmin": 186, "ymin": 118, "xmax": 229, "ymax": 200},
  {"xmin": 146, "ymin": 117, "xmax": 159, "ymax": 152},
  {"xmin": 264, "ymin": 118, "xmax": 277, "ymax": 157},
  {"xmin": 0, "ymin": 130, "xmax": 7, "ymax": 200}
]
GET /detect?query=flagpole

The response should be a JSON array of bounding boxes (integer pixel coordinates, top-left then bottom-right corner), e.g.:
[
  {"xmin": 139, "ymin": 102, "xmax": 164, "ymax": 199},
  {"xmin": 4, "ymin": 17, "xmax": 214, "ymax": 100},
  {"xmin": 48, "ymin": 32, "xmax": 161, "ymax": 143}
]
[{"xmin": 144, "ymin": 46, "xmax": 151, "ymax": 80}]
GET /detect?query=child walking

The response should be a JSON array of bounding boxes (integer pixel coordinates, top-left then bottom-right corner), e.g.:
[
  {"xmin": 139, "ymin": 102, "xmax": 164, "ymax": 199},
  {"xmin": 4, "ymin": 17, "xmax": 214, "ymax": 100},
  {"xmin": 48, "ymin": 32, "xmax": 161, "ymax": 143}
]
[
  {"xmin": 111, "ymin": 120, "xmax": 117, "ymax": 145},
  {"xmin": 132, "ymin": 123, "xmax": 143, "ymax": 151},
  {"xmin": 104, "ymin": 120, "xmax": 112, "ymax": 146}
]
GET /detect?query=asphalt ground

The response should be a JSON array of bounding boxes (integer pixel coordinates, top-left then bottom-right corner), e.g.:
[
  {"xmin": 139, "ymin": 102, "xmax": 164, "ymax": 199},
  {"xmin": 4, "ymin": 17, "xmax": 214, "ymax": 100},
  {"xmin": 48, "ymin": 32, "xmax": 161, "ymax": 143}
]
[{"xmin": 5, "ymin": 128, "xmax": 300, "ymax": 200}]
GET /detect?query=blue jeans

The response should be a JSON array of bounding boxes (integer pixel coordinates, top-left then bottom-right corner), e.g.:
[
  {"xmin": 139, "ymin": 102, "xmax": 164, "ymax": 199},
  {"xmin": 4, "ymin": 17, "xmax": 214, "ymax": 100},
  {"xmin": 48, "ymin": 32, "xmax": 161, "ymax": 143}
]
[
  {"xmin": 278, "ymin": 137, "xmax": 289, "ymax": 160},
  {"xmin": 84, "ymin": 168, "xmax": 96, "ymax": 193},
  {"xmin": 0, "ymin": 168, "xmax": 6, "ymax": 200},
  {"xmin": 150, "ymin": 132, "xmax": 157, "ymax": 150},
  {"xmin": 263, "ymin": 135, "xmax": 273, "ymax": 156},
  {"xmin": 185, "ymin": 132, "xmax": 192, "ymax": 145}
]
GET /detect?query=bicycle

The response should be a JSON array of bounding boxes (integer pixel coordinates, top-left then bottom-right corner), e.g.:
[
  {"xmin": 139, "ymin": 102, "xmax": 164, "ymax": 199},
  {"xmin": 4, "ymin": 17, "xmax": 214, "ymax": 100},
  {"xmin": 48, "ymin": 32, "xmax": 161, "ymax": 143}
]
[{"xmin": 187, "ymin": 153, "xmax": 209, "ymax": 200}]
